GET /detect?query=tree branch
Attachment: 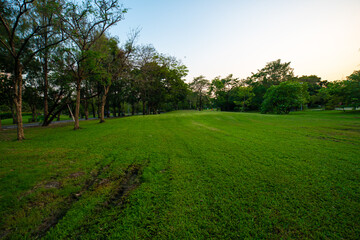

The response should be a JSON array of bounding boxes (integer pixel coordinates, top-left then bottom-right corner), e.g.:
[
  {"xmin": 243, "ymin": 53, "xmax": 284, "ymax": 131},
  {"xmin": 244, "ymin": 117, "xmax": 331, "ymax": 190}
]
[{"xmin": 0, "ymin": 39, "xmax": 15, "ymax": 57}]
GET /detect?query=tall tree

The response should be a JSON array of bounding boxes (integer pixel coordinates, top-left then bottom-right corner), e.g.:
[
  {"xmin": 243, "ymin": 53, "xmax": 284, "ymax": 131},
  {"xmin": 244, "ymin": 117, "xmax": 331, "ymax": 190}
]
[
  {"xmin": 190, "ymin": 76, "xmax": 210, "ymax": 111},
  {"xmin": 91, "ymin": 32, "xmax": 137, "ymax": 123},
  {"xmin": 23, "ymin": 56, "xmax": 42, "ymax": 122},
  {"xmin": 0, "ymin": 0, "xmax": 64, "ymax": 140},
  {"xmin": 41, "ymin": 47, "xmax": 74, "ymax": 126},
  {"xmin": 246, "ymin": 59, "xmax": 294, "ymax": 110},
  {"xmin": 209, "ymin": 74, "xmax": 239, "ymax": 111},
  {"xmin": 231, "ymin": 86, "xmax": 255, "ymax": 112},
  {"xmin": 345, "ymin": 70, "xmax": 360, "ymax": 109},
  {"xmin": 35, "ymin": 0, "xmax": 65, "ymax": 121},
  {"xmin": 60, "ymin": 0, "xmax": 126, "ymax": 129},
  {"xmin": 133, "ymin": 45, "xmax": 157, "ymax": 115}
]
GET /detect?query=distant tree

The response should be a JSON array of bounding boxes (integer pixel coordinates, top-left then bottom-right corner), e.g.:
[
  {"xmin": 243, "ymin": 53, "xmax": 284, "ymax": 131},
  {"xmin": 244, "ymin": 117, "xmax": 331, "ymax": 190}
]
[
  {"xmin": 248, "ymin": 59, "xmax": 294, "ymax": 87},
  {"xmin": 320, "ymin": 81, "xmax": 347, "ymax": 110},
  {"xmin": 246, "ymin": 80, "xmax": 267, "ymax": 110},
  {"xmin": 141, "ymin": 61, "xmax": 167, "ymax": 114},
  {"xmin": 231, "ymin": 86, "xmax": 255, "ymax": 112},
  {"xmin": 186, "ymin": 90, "xmax": 198, "ymax": 109},
  {"xmin": 246, "ymin": 59, "xmax": 294, "ymax": 110},
  {"xmin": 163, "ymin": 72, "xmax": 189, "ymax": 110},
  {"xmin": 90, "ymin": 32, "xmax": 137, "ymax": 123},
  {"xmin": 131, "ymin": 46, "xmax": 188, "ymax": 114},
  {"xmin": 190, "ymin": 76, "xmax": 210, "ymax": 111},
  {"xmin": 261, "ymin": 81, "xmax": 309, "ymax": 114},
  {"xmin": 295, "ymin": 75, "xmax": 322, "ymax": 96},
  {"xmin": 345, "ymin": 70, "xmax": 360, "ymax": 109},
  {"xmin": 293, "ymin": 75, "xmax": 323, "ymax": 108},
  {"xmin": 133, "ymin": 45, "xmax": 157, "ymax": 115},
  {"xmin": 158, "ymin": 55, "xmax": 188, "ymax": 111},
  {"xmin": 209, "ymin": 74, "xmax": 239, "ymax": 111}
]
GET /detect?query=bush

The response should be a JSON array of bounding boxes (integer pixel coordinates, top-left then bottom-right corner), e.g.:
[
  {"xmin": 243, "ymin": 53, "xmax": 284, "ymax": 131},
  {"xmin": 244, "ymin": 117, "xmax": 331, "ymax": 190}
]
[{"xmin": 261, "ymin": 81, "xmax": 309, "ymax": 114}]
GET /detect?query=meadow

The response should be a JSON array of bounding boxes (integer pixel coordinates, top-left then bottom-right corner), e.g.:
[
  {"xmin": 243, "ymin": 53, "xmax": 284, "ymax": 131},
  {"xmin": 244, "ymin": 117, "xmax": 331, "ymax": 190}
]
[{"xmin": 0, "ymin": 110, "xmax": 359, "ymax": 239}]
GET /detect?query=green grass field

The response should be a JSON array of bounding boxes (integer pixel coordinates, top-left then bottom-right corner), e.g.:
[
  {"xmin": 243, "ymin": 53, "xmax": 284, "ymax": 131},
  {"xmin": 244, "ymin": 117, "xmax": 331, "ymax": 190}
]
[{"xmin": 0, "ymin": 110, "xmax": 359, "ymax": 239}]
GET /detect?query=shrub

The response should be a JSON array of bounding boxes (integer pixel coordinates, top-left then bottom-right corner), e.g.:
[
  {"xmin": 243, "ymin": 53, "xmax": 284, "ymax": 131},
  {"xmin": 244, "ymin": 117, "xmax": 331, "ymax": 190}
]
[{"xmin": 261, "ymin": 81, "xmax": 309, "ymax": 114}]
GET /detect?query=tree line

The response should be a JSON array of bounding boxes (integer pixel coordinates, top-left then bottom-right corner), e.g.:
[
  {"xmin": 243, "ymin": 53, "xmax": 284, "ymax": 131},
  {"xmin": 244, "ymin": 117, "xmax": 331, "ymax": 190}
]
[
  {"xmin": 0, "ymin": 0, "xmax": 189, "ymax": 140},
  {"xmin": 189, "ymin": 59, "xmax": 360, "ymax": 115},
  {"xmin": 1, "ymin": 1, "xmax": 359, "ymax": 141}
]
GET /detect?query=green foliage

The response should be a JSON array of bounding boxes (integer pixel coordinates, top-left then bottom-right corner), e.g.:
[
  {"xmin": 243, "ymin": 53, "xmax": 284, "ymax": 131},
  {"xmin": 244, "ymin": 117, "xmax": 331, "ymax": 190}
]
[
  {"xmin": 248, "ymin": 59, "xmax": 294, "ymax": 87},
  {"xmin": 189, "ymin": 75, "xmax": 210, "ymax": 110},
  {"xmin": 261, "ymin": 81, "xmax": 309, "ymax": 114},
  {"xmin": 209, "ymin": 75, "xmax": 239, "ymax": 111},
  {"xmin": 294, "ymin": 75, "xmax": 322, "ymax": 96},
  {"xmin": 232, "ymin": 86, "xmax": 255, "ymax": 111},
  {"xmin": 245, "ymin": 59, "xmax": 295, "ymax": 110},
  {"xmin": 0, "ymin": 74, "xmax": 12, "ymax": 112},
  {"xmin": 345, "ymin": 70, "xmax": 360, "ymax": 109}
]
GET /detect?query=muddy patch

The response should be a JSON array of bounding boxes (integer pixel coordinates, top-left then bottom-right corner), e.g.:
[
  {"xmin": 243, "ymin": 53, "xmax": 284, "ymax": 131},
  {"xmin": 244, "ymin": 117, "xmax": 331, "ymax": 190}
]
[
  {"xmin": 336, "ymin": 128, "xmax": 360, "ymax": 133},
  {"xmin": 44, "ymin": 181, "xmax": 62, "ymax": 189},
  {"xmin": 35, "ymin": 202, "xmax": 73, "ymax": 237},
  {"xmin": 105, "ymin": 164, "xmax": 143, "ymax": 207},
  {"xmin": 32, "ymin": 163, "xmax": 113, "ymax": 238},
  {"xmin": 3, "ymin": 161, "xmax": 145, "ymax": 239},
  {"xmin": 306, "ymin": 134, "xmax": 358, "ymax": 145},
  {"xmin": 308, "ymin": 135, "xmax": 341, "ymax": 142},
  {"xmin": 68, "ymin": 171, "xmax": 85, "ymax": 178},
  {"xmin": 35, "ymin": 163, "xmax": 143, "ymax": 238}
]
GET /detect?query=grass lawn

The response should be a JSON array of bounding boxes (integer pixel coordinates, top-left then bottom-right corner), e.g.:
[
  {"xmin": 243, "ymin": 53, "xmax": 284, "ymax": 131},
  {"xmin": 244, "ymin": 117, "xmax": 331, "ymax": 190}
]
[{"xmin": 0, "ymin": 110, "xmax": 359, "ymax": 239}]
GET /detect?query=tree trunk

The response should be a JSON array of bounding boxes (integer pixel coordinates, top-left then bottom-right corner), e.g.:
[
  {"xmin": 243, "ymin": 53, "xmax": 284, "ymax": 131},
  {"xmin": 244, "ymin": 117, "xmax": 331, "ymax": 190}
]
[
  {"xmin": 11, "ymin": 104, "xmax": 16, "ymax": 124},
  {"xmin": 113, "ymin": 104, "xmax": 116, "ymax": 117},
  {"xmin": 57, "ymin": 111, "xmax": 61, "ymax": 121},
  {"xmin": 131, "ymin": 103, "xmax": 135, "ymax": 115},
  {"xmin": 91, "ymin": 100, "xmax": 96, "ymax": 118},
  {"xmin": 74, "ymin": 80, "xmax": 81, "ymax": 130},
  {"xmin": 14, "ymin": 60, "xmax": 25, "ymax": 140},
  {"xmin": 0, "ymin": 116, "xmax": 2, "ymax": 131},
  {"xmin": 97, "ymin": 95, "xmax": 101, "ymax": 119},
  {"xmin": 100, "ymin": 85, "xmax": 110, "ymax": 123},
  {"xmin": 142, "ymin": 101, "xmax": 146, "ymax": 115},
  {"xmin": 84, "ymin": 99, "xmax": 89, "ymax": 120},
  {"xmin": 199, "ymin": 95, "xmax": 203, "ymax": 111},
  {"xmin": 43, "ymin": 51, "xmax": 49, "ymax": 118},
  {"xmin": 69, "ymin": 105, "xmax": 72, "ymax": 118},
  {"xmin": 31, "ymin": 105, "xmax": 36, "ymax": 122},
  {"xmin": 44, "ymin": 103, "xmax": 68, "ymax": 126},
  {"xmin": 105, "ymin": 98, "xmax": 110, "ymax": 118},
  {"xmin": 100, "ymin": 96, "xmax": 106, "ymax": 123}
]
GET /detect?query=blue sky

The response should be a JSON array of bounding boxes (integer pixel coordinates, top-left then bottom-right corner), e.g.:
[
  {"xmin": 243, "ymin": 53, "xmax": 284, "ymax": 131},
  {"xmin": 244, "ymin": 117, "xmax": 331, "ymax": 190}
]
[{"xmin": 110, "ymin": 0, "xmax": 360, "ymax": 82}]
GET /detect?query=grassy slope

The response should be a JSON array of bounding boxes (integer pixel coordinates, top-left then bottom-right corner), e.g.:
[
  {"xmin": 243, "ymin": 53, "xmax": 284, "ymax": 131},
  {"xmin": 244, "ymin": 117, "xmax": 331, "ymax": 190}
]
[{"xmin": 0, "ymin": 110, "xmax": 359, "ymax": 239}]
